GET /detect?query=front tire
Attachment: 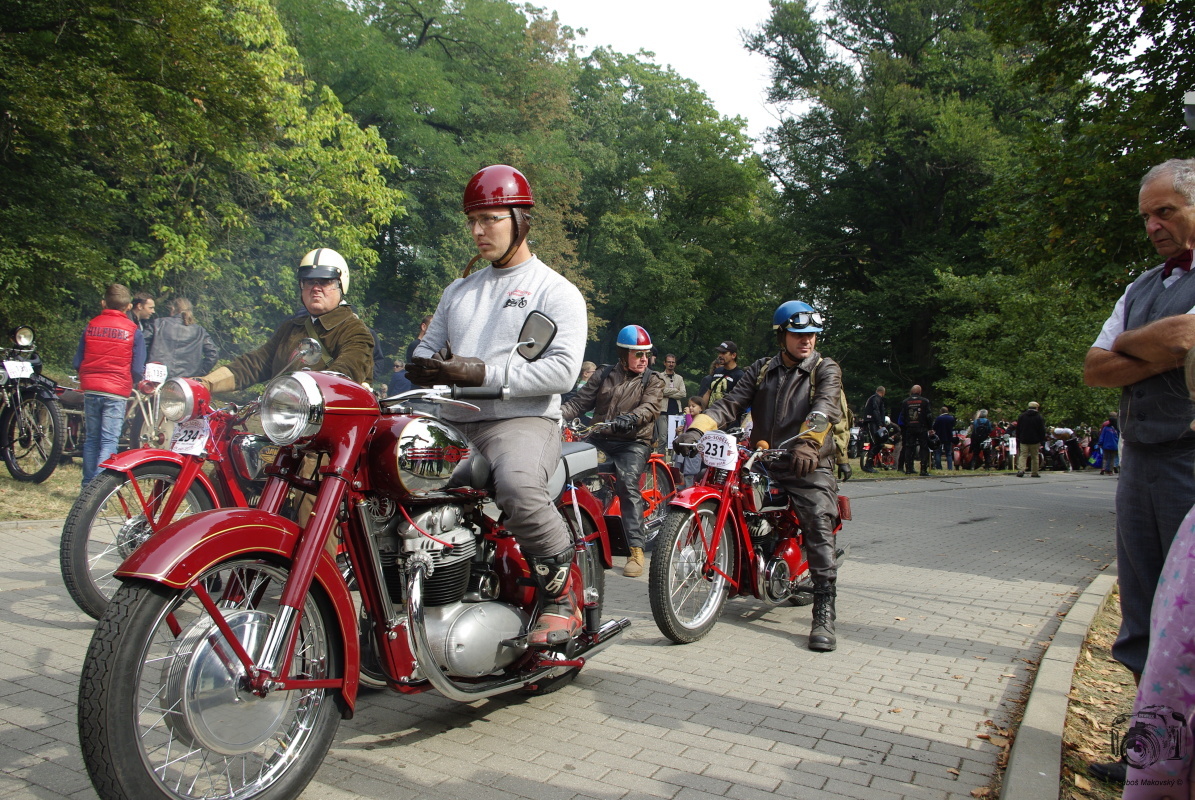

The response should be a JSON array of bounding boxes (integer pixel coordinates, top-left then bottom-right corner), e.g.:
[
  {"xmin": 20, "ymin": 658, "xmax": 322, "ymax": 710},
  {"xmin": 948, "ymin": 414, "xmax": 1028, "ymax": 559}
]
[
  {"xmin": 2, "ymin": 393, "xmax": 64, "ymax": 483},
  {"xmin": 60, "ymin": 463, "xmax": 216, "ymax": 619},
  {"xmin": 79, "ymin": 558, "xmax": 342, "ymax": 800},
  {"xmin": 649, "ymin": 501, "xmax": 734, "ymax": 644}
]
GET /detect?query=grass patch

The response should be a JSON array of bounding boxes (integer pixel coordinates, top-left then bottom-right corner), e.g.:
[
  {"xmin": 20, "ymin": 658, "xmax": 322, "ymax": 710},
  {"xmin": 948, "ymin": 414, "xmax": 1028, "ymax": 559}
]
[{"xmin": 0, "ymin": 459, "xmax": 84, "ymax": 521}]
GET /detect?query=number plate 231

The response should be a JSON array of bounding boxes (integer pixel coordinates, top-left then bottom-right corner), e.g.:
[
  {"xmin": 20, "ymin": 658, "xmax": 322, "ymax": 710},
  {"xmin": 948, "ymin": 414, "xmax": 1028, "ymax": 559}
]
[{"xmin": 699, "ymin": 431, "xmax": 738, "ymax": 470}]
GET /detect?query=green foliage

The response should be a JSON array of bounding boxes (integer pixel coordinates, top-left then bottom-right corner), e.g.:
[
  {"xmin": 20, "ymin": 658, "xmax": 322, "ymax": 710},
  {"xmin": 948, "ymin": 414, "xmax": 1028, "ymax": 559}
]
[
  {"xmin": 0, "ymin": 0, "xmax": 403, "ymax": 363},
  {"xmin": 934, "ymin": 271, "xmax": 1117, "ymax": 424},
  {"xmin": 747, "ymin": 0, "xmax": 1045, "ymax": 401},
  {"xmin": 570, "ymin": 48, "xmax": 774, "ymax": 370}
]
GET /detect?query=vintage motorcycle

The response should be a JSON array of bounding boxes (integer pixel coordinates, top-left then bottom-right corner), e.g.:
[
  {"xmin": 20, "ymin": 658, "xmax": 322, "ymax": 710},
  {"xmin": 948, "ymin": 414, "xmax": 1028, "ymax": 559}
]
[
  {"xmin": 649, "ymin": 429, "xmax": 848, "ymax": 643},
  {"xmin": 565, "ymin": 419, "xmax": 680, "ymax": 551},
  {"xmin": 59, "ymin": 372, "xmax": 276, "ymax": 619},
  {"xmin": 78, "ymin": 313, "xmax": 628, "ymax": 800},
  {"xmin": 0, "ymin": 325, "xmax": 65, "ymax": 482},
  {"xmin": 55, "ymin": 362, "xmax": 172, "ymax": 462}
]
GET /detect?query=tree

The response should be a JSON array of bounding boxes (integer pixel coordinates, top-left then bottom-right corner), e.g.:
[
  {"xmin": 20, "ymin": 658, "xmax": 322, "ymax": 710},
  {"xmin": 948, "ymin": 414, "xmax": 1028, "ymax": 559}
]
[
  {"xmin": 570, "ymin": 47, "xmax": 773, "ymax": 369},
  {"xmin": 276, "ymin": 0, "xmax": 590, "ymax": 357},
  {"xmin": 0, "ymin": 0, "xmax": 403, "ymax": 362},
  {"xmin": 746, "ymin": 0, "xmax": 1052, "ymax": 402}
]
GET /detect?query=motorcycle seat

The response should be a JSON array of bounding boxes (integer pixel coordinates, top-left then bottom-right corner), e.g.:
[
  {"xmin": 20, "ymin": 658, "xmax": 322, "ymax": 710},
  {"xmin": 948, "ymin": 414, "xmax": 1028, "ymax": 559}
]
[{"xmin": 450, "ymin": 441, "xmax": 600, "ymax": 504}]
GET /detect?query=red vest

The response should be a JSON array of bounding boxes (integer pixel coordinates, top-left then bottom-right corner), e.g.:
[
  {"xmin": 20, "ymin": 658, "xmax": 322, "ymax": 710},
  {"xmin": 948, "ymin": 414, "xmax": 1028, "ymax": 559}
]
[{"xmin": 79, "ymin": 309, "xmax": 138, "ymax": 397}]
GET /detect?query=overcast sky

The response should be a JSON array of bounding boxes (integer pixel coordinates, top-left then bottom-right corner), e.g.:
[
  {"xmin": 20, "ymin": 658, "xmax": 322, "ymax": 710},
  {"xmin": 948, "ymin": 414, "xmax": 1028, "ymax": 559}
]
[{"xmin": 530, "ymin": 0, "xmax": 782, "ymax": 143}]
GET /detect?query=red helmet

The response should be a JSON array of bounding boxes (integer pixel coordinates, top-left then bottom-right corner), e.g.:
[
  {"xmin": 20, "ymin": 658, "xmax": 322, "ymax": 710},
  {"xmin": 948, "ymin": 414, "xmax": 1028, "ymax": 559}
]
[{"xmin": 463, "ymin": 165, "xmax": 535, "ymax": 213}]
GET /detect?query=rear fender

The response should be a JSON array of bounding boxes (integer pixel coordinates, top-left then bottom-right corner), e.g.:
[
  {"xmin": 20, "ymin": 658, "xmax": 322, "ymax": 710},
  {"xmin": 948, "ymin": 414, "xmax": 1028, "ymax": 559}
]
[
  {"xmin": 115, "ymin": 507, "xmax": 360, "ymax": 713},
  {"xmin": 560, "ymin": 487, "xmax": 611, "ymax": 568},
  {"xmin": 99, "ymin": 449, "xmax": 221, "ymax": 506}
]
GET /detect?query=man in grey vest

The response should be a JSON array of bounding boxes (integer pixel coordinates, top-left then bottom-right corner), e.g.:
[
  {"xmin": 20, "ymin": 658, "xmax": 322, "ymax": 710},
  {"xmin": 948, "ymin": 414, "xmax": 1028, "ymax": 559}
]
[{"xmin": 1083, "ymin": 158, "xmax": 1195, "ymax": 784}]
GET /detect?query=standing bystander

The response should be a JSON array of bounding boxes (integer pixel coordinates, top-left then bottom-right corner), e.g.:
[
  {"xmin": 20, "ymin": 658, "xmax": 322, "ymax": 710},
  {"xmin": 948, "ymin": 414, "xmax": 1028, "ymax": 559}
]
[
  {"xmin": 1082, "ymin": 158, "xmax": 1195, "ymax": 785},
  {"xmin": 657, "ymin": 353, "xmax": 687, "ymax": 453},
  {"xmin": 1014, "ymin": 401, "xmax": 1046, "ymax": 478},
  {"xmin": 75, "ymin": 284, "xmax": 146, "ymax": 485},
  {"xmin": 898, "ymin": 385, "xmax": 932, "ymax": 475},
  {"xmin": 931, "ymin": 406, "xmax": 956, "ymax": 470},
  {"xmin": 862, "ymin": 386, "xmax": 887, "ymax": 472}
]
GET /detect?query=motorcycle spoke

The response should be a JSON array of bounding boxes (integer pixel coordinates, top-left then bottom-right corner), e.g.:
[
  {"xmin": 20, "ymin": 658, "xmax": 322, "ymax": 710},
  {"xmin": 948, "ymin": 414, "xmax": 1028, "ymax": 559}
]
[{"xmin": 120, "ymin": 560, "xmax": 332, "ymax": 799}]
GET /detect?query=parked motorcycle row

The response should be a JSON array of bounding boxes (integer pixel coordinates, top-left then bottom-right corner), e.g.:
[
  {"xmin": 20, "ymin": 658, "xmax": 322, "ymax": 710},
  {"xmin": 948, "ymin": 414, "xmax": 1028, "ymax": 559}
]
[
  {"xmin": 0, "ymin": 325, "xmax": 169, "ymax": 484},
  {"xmin": 50, "ymin": 313, "xmax": 850, "ymax": 800},
  {"xmin": 850, "ymin": 419, "xmax": 1096, "ymax": 474}
]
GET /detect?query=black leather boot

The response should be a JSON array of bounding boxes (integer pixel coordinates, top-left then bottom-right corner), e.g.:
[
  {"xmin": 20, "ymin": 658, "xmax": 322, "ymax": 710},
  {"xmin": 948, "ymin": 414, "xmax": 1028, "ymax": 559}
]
[
  {"xmin": 809, "ymin": 581, "xmax": 837, "ymax": 652},
  {"xmin": 526, "ymin": 548, "xmax": 580, "ymax": 648}
]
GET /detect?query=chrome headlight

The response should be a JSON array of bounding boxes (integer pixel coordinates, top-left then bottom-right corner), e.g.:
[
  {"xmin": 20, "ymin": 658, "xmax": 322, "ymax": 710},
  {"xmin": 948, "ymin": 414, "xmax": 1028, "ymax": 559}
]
[
  {"xmin": 11, "ymin": 326, "xmax": 33, "ymax": 347},
  {"xmin": 261, "ymin": 372, "xmax": 324, "ymax": 445},
  {"xmin": 160, "ymin": 378, "xmax": 196, "ymax": 422}
]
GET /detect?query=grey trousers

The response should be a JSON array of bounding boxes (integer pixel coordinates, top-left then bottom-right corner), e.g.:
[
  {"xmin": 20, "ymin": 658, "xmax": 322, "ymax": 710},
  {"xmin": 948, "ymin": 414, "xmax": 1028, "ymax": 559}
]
[
  {"xmin": 1113, "ymin": 438, "xmax": 1195, "ymax": 675},
  {"xmin": 595, "ymin": 438, "xmax": 649, "ymax": 549},
  {"xmin": 457, "ymin": 417, "xmax": 571, "ymax": 558},
  {"xmin": 774, "ymin": 465, "xmax": 840, "ymax": 584}
]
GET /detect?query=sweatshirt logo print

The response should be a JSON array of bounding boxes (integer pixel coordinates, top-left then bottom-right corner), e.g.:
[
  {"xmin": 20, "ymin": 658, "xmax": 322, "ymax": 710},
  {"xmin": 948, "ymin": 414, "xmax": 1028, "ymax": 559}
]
[{"xmin": 502, "ymin": 289, "xmax": 530, "ymax": 309}]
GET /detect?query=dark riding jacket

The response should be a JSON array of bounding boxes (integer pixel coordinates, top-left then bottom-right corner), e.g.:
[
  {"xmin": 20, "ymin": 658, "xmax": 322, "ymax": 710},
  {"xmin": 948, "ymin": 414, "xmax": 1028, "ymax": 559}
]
[{"xmin": 701, "ymin": 350, "xmax": 842, "ymax": 467}]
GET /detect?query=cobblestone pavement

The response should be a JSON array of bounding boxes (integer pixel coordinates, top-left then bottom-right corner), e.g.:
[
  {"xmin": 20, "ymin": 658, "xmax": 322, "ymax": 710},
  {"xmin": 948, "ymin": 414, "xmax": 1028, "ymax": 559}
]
[{"xmin": 0, "ymin": 471, "xmax": 1115, "ymax": 800}]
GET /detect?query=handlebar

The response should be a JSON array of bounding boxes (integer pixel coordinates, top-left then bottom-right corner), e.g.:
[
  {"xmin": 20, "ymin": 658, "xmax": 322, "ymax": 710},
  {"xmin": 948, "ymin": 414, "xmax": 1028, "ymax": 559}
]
[{"xmin": 451, "ymin": 386, "xmax": 508, "ymax": 401}]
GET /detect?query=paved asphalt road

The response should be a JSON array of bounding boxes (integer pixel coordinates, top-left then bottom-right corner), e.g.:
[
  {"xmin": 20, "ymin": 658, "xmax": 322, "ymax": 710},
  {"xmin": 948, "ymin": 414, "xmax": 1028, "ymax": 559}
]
[{"xmin": 0, "ymin": 470, "xmax": 1116, "ymax": 800}]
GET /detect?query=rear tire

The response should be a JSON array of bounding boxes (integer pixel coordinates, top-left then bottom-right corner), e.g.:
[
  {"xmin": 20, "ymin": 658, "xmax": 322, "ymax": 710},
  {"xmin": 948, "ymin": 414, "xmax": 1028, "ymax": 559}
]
[
  {"xmin": 648, "ymin": 501, "xmax": 734, "ymax": 644},
  {"xmin": 78, "ymin": 559, "xmax": 342, "ymax": 800},
  {"xmin": 60, "ymin": 462, "xmax": 215, "ymax": 619},
  {"xmin": 2, "ymin": 393, "xmax": 64, "ymax": 483},
  {"xmin": 640, "ymin": 459, "xmax": 677, "ymax": 549}
]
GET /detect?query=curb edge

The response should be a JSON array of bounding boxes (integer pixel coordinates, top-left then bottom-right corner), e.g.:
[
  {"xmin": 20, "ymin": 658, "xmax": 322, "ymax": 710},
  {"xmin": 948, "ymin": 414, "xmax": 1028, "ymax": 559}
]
[{"xmin": 1001, "ymin": 567, "xmax": 1119, "ymax": 800}]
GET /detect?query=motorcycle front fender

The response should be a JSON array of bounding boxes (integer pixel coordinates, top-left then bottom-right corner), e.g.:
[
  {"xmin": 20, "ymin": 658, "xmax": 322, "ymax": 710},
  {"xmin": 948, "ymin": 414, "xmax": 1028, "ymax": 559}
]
[
  {"xmin": 666, "ymin": 483, "xmax": 724, "ymax": 511},
  {"xmin": 97, "ymin": 448, "xmax": 222, "ymax": 502},
  {"xmin": 115, "ymin": 507, "xmax": 360, "ymax": 713},
  {"xmin": 559, "ymin": 487, "xmax": 612, "ymax": 568}
]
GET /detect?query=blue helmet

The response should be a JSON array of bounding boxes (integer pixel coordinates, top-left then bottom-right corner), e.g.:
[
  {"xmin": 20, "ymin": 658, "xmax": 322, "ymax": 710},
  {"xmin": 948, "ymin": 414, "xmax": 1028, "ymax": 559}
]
[
  {"xmin": 615, "ymin": 324, "xmax": 653, "ymax": 350},
  {"xmin": 772, "ymin": 300, "xmax": 823, "ymax": 334}
]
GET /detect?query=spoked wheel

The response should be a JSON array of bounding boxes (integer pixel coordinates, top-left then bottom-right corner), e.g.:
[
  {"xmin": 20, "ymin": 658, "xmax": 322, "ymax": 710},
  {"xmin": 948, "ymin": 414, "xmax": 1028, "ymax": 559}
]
[
  {"xmin": 649, "ymin": 501, "xmax": 734, "ymax": 644},
  {"xmin": 640, "ymin": 459, "xmax": 677, "ymax": 549},
  {"xmin": 79, "ymin": 558, "xmax": 342, "ymax": 800},
  {"xmin": 2, "ymin": 393, "xmax": 64, "ymax": 483},
  {"xmin": 60, "ymin": 463, "xmax": 215, "ymax": 619}
]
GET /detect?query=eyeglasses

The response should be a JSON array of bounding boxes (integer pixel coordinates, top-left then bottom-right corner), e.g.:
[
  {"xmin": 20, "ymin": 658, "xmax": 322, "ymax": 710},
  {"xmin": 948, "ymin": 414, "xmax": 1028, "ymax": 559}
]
[
  {"xmin": 630, "ymin": 352, "xmax": 651, "ymax": 360},
  {"xmin": 784, "ymin": 311, "xmax": 823, "ymax": 328},
  {"xmin": 465, "ymin": 214, "xmax": 513, "ymax": 232},
  {"xmin": 301, "ymin": 278, "xmax": 338, "ymax": 289}
]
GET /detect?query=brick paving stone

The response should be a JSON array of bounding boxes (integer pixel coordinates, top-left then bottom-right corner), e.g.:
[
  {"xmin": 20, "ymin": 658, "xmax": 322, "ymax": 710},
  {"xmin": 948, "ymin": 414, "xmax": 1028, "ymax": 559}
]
[{"xmin": 0, "ymin": 474, "xmax": 1115, "ymax": 799}]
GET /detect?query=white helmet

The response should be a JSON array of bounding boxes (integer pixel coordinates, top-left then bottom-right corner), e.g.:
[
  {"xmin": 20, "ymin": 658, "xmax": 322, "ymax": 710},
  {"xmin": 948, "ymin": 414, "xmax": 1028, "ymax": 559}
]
[{"xmin": 298, "ymin": 248, "xmax": 349, "ymax": 295}]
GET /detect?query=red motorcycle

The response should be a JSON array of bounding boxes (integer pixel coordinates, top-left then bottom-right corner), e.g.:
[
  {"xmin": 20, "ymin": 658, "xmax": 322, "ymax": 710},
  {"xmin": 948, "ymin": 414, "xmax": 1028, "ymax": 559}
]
[
  {"xmin": 565, "ymin": 420, "xmax": 680, "ymax": 551},
  {"xmin": 78, "ymin": 313, "xmax": 627, "ymax": 800},
  {"xmin": 649, "ymin": 430, "xmax": 848, "ymax": 643},
  {"xmin": 59, "ymin": 375, "xmax": 275, "ymax": 619}
]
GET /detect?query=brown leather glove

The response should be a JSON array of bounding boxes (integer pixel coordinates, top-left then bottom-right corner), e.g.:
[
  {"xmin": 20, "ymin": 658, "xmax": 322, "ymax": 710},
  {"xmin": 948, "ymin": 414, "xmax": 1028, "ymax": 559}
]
[
  {"xmin": 673, "ymin": 427, "xmax": 703, "ymax": 456},
  {"xmin": 788, "ymin": 438, "xmax": 821, "ymax": 478},
  {"xmin": 406, "ymin": 345, "xmax": 486, "ymax": 388}
]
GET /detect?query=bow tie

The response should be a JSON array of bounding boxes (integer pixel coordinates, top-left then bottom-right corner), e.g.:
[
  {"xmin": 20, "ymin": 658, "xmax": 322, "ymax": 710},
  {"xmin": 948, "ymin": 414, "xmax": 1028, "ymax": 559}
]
[{"xmin": 1163, "ymin": 250, "xmax": 1193, "ymax": 279}]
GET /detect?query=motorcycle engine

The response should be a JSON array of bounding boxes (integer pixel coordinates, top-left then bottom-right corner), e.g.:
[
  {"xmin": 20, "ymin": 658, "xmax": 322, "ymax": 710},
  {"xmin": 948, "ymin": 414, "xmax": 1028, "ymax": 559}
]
[{"xmin": 362, "ymin": 498, "xmax": 529, "ymax": 677}]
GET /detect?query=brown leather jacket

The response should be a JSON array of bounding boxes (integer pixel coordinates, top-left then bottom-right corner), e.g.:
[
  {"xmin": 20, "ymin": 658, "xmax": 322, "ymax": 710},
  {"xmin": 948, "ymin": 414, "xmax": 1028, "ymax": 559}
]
[
  {"xmin": 561, "ymin": 362, "xmax": 664, "ymax": 445},
  {"xmin": 698, "ymin": 350, "xmax": 842, "ymax": 466},
  {"xmin": 227, "ymin": 305, "xmax": 375, "ymax": 388}
]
